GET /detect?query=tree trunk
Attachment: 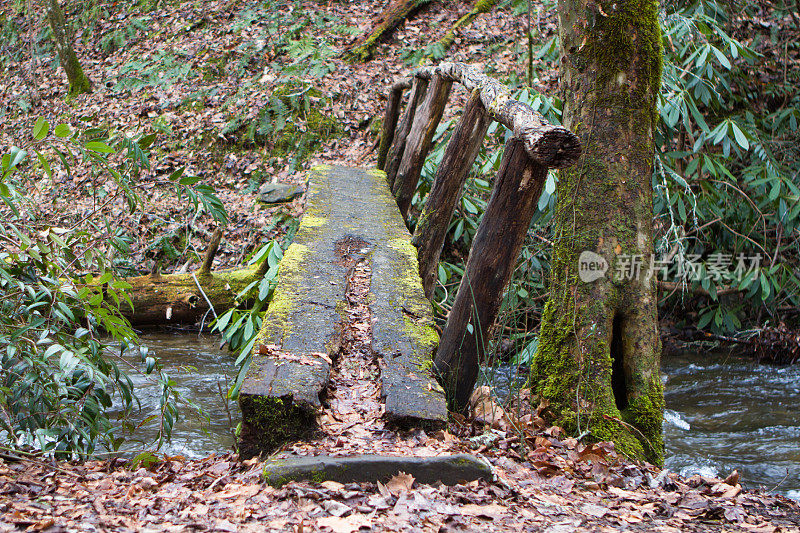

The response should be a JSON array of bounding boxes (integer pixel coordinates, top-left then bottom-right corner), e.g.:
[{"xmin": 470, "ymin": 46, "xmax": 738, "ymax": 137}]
[
  {"xmin": 434, "ymin": 139, "xmax": 547, "ymax": 411},
  {"xmin": 342, "ymin": 0, "xmax": 432, "ymax": 62},
  {"xmin": 47, "ymin": 0, "xmax": 92, "ymax": 97},
  {"xmin": 530, "ymin": 0, "xmax": 664, "ymax": 464}
]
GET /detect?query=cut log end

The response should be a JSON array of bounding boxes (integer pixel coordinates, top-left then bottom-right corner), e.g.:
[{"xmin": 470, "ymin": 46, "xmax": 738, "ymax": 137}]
[{"xmin": 522, "ymin": 126, "xmax": 582, "ymax": 169}]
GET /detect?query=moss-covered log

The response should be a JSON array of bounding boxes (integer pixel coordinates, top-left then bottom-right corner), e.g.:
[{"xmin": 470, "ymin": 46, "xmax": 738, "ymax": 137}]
[
  {"xmin": 530, "ymin": 0, "xmax": 665, "ymax": 465},
  {"xmin": 47, "ymin": 0, "xmax": 92, "ymax": 98},
  {"xmin": 120, "ymin": 267, "xmax": 258, "ymax": 326},
  {"xmin": 432, "ymin": 0, "xmax": 501, "ymax": 56},
  {"xmin": 415, "ymin": 62, "xmax": 580, "ymax": 168},
  {"xmin": 342, "ymin": 0, "xmax": 433, "ymax": 62}
]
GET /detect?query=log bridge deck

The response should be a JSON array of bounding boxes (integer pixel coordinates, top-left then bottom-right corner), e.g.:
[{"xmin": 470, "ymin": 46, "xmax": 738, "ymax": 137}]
[{"xmin": 238, "ymin": 165, "xmax": 448, "ymax": 458}]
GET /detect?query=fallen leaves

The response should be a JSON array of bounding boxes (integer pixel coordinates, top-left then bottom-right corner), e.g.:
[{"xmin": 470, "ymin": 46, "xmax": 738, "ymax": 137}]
[{"xmin": 385, "ymin": 472, "xmax": 415, "ymax": 497}]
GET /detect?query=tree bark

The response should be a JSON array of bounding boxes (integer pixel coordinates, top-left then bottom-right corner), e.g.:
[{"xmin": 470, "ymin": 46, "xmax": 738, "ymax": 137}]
[
  {"xmin": 46, "ymin": 0, "xmax": 92, "ymax": 97},
  {"xmin": 385, "ymin": 77, "xmax": 428, "ymax": 190},
  {"xmin": 434, "ymin": 139, "xmax": 547, "ymax": 411},
  {"xmin": 392, "ymin": 74, "xmax": 453, "ymax": 221},
  {"xmin": 342, "ymin": 0, "xmax": 432, "ymax": 62},
  {"xmin": 530, "ymin": 0, "xmax": 665, "ymax": 464},
  {"xmin": 377, "ymin": 80, "xmax": 411, "ymax": 171},
  {"xmin": 412, "ymin": 88, "xmax": 490, "ymax": 298}
]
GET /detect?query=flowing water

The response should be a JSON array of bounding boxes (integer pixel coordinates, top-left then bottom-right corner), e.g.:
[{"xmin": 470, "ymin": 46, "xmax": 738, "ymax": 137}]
[
  {"xmin": 121, "ymin": 333, "xmax": 239, "ymax": 457},
  {"xmin": 127, "ymin": 335, "xmax": 799, "ymax": 500},
  {"xmin": 662, "ymin": 350, "xmax": 800, "ymax": 501}
]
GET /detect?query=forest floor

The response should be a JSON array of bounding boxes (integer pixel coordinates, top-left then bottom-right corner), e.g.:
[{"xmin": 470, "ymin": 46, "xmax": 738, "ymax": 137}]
[
  {"xmin": 1, "ymin": 0, "xmax": 799, "ymax": 531},
  {"xmin": 0, "ymin": 0, "xmax": 538, "ymax": 276}
]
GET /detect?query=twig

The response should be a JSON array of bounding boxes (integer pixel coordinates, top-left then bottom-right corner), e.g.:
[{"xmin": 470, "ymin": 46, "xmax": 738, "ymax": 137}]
[{"xmin": 192, "ymin": 273, "xmax": 218, "ymax": 322}]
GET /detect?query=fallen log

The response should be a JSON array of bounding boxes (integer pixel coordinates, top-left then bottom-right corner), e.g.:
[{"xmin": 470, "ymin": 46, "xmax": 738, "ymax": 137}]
[
  {"xmin": 432, "ymin": 0, "xmax": 501, "ymax": 57},
  {"xmin": 342, "ymin": 0, "xmax": 432, "ymax": 62},
  {"xmin": 120, "ymin": 267, "xmax": 260, "ymax": 327}
]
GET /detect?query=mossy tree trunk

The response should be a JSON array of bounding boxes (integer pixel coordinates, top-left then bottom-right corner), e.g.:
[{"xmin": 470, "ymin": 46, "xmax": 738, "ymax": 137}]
[
  {"xmin": 47, "ymin": 0, "xmax": 92, "ymax": 97},
  {"xmin": 530, "ymin": 0, "xmax": 665, "ymax": 464}
]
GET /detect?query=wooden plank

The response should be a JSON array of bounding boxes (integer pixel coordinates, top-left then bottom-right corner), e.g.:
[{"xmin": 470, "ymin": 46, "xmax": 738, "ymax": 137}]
[
  {"xmin": 412, "ymin": 88, "xmax": 490, "ymax": 298},
  {"xmin": 433, "ymin": 139, "xmax": 548, "ymax": 410},
  {"xmin": 239, "ymin": 166, "xmax": 446, "ymax": 458},
  {"xmin": 392, "ymin": 73, "xmax": 453, "ymax": 221}
]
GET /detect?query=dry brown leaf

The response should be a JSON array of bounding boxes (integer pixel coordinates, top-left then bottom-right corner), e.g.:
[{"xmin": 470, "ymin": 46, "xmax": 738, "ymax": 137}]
[
  {"xmin": 317, "ymin": 514, "xmax": 371, "ymax": 533},
  {"xmin": 459, "ymin": 503, "xmax": 505, "ymax": 519},
  {"xmin": 385, "ymin": 472, "xmax": 415, "ymax": 496}
]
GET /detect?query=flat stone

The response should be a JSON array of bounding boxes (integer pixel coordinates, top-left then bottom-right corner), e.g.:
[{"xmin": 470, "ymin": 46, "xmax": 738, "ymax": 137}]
[
  {"xmin": 239, "ymin": 165, "xmax": 446, "ymax": 459},
  {"xmin": 257, "ymin": 182, "xmax": 303, "ymax": 204},
  {"xmin": 261, "ymin": 453, "xmax": 492, "ymax": 487}
]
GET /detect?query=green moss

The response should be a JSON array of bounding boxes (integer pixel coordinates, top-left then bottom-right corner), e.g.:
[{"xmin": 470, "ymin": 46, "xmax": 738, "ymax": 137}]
[
  {"xmin": 256, "ymin": 243, "xmax": 310, "ymax": 342},
  {"xmin": 240, "ymin": 394, "xmax": 315, "ymax": 457},
  {"xmin": 582, "ymin": 0, "xmax": 663, "ymax": 121},
  {"xmin": 387, "ymin": 237, "xmax": 439, "ymax": 358},
  {"xmin": 622, "ymin": 376, "xmax": 665, "ymax": 464}
]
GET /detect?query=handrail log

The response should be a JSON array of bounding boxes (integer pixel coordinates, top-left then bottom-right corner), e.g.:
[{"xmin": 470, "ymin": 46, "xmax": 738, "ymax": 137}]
[{"xmin": 414, "ymin": 62, "xmax": 581, "ymax": 169}]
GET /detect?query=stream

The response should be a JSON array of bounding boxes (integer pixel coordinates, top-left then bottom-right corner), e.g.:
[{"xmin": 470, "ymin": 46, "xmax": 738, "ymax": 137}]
[{"xmin": 128, "ymin": 334, "xmax": 799, "ymax": 500}]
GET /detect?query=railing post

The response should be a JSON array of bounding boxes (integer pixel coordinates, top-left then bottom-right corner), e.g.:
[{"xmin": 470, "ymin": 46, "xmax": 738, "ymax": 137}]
[
  {"xmin": 385, "ymin": 77, "xmax": 429, "ymax": 190},
  {"xmin": 412, "ymin": 88, "xmax": 490, "ymax": 298},
  {"xmin": 392, "ymin": 73, "xmax": 453, "ymax": 221},
  {"xmin": 433, "ymin": 138, "xmax": 548, "ymax": 411},
  {"xmin": 377, "ymin": 80, "xmax": 410, "ymax": 171}
]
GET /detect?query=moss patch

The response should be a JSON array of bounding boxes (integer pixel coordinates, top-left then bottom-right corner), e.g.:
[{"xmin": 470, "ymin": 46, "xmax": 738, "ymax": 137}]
[{"xmin": 238, "ymin": 394, "xmax": 316, "ymax": 459}]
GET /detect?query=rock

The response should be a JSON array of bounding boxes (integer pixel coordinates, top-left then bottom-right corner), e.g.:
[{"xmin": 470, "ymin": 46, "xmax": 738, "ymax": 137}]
[
  {"xmin": 261, "ymin": 453, "xmax": 493, "ymax": 487},
  {"xmin": 257, "ymin": 182, "xmax": 303, "ymax": 204}
]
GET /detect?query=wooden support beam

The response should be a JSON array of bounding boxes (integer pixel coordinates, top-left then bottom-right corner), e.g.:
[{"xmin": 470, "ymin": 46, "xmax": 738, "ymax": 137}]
[
  {"xmin": 412, "ymin": 89, "xmax": 490, "ymax": 298},
  {"xmin": 385, "ymin": 77, "xmax": 429, "ymax": 190},
  {"xmin": 392, "ymin": 74, "xmax": 453, "ymax": 221},
  {"xmin": 415, "ymin": 62, "xmax": 581, "ymax": 169},
  {"xmin": 433, "ymin": 139, "xmax": 547, "ymax": 411},
  {"xmin": 377, "ymin": 80, "xmax": 410, "ymax": 171}
]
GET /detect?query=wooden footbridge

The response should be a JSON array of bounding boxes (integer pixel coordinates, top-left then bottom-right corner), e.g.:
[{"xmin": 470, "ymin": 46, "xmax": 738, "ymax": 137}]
[{"xmin": 237, "ymin": 63, "xmax": 580, "ymax": 484}]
